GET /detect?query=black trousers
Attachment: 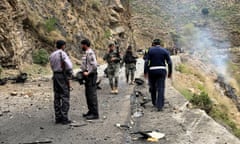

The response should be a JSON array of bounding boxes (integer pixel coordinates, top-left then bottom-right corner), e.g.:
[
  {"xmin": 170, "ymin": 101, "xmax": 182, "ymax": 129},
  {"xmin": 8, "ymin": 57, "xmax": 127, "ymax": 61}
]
[
  {"xmin": 85, "ymin": 73, "xmax": 99, "ymax": 116},
  {"xmin": 53, "ymin": 73, "xmax": 70, "ymax": 121},
  {"xmin": 149, "ymin": 70, "xmax": 166, "ymax": 109}
]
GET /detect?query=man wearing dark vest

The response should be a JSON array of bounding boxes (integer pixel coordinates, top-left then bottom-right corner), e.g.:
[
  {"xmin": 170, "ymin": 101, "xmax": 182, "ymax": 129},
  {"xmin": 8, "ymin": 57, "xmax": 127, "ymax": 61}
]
[
  {"xmin": 144, "ymin": 39, "xmax": 172, "ymax": 111},
  {"xmin": 80, "ymin": 39, "xmax": 99, "ymax": 120}
]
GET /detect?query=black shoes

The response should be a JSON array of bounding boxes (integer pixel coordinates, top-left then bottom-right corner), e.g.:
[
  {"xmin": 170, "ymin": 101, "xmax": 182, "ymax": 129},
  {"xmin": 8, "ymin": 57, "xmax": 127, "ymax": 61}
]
[
  {"xmin": 61, "ymin": 119, "xmax": 72, "ymax": 125},
  {"xmin": 157, "ymin": 108, "xmax": 163, "ymax": 112},
  {"xmin": 83, "ymin": 111, "xmax": 99, "ymax": 120},
  {"xmin": 55, "ymin": 119, "xmax": 62, "ymax": 124},
  {"xmin": 85, "ymin": 114, "xmax": 99, "ymax": 120},
  {"xmin": 56, "ymin": 118, "xmax": 72, "ymax": 125},
  {"xmin": 82, "ymin": 111, "xmax": 91, "ymax": 117}
]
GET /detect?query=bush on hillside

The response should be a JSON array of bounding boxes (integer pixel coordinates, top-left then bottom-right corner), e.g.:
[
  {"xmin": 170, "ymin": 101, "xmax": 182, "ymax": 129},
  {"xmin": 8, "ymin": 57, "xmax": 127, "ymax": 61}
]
[
  {"xmin": 202, "ymin": 8, "xmax": 209, "ymax": 15},
  {"xmin": 190, "ymin": 91, "xmax": 213, "ymax": 113},
  {"xmin": 32, "ymin": 49, "xmax": 49, "ymax": 65}
]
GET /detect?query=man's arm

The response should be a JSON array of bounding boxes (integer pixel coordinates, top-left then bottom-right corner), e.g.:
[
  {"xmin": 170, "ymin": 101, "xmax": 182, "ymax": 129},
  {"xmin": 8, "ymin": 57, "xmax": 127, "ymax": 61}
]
[
  {"xmin": 103, "ymin": 53, "xmax": 108, "ymax": 61},
  {"xmin": 63, "ymin": 52, "xmax": 73, "ymax": 71},
  {"xmin": 87, "ymin": 52, "xmax": 98, "ymax": 75},
  {"xmin": 144, "ymin": 51, "xmax": 150, "ymax": 78},
  {"xmin": 165, "ymin": 52, "xmax": 172, "ymax": 78}
]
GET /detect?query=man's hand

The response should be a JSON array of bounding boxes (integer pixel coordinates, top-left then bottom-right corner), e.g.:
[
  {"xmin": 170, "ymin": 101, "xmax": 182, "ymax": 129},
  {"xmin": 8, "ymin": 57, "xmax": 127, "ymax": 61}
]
[
  {"xmin": 144, "ymin": 73, "xmax": 148, "ymax": 79},
  {"xmin": 168, "ymin": 74, "xmax": 172, "ymax": 78},
  {"xmin": 111, "ymin": 58, "xmax": 116, "ymax": 62},
  {"xmin": 83, "ymin": 71, "xmax": 89, "ymax": 76}
]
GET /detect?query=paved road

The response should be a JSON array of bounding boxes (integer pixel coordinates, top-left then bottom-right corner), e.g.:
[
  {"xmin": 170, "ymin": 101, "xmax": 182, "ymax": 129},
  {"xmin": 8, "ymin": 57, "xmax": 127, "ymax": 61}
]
[{"xmin": 0, "ymin": 58, "xmax": 239, "ymax": 144}]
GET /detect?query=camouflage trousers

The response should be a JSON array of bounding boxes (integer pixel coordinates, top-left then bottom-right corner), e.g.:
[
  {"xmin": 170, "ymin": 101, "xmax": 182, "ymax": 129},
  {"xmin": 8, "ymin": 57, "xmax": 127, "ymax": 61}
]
[
  {"xmin": 53, "ymin": 73, "xmax": 70, "ymax": 121},
  {"xmin": 125, "ymin": 63, "xmax": 136, "ymax": 83},
  {"xmin": 107, "ymin": 63, "xmax": 120, "ymax": 90}
]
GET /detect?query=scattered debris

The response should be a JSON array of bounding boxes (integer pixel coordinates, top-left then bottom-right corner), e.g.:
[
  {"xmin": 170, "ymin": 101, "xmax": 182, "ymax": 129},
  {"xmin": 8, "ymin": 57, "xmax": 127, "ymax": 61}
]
[
  {"xmin": 10, "ymin": 91, "xmax": 18, "ymax": 96},
  {"xmin": 115, "ymin": 123, "xmax": 132, "ymax": 130},
  {"xmin": 0, "ymin": 78, "xmax": 7, "ymax": 85},
  {"xmin": 8, "ymin": 73, "xmax": 28, "ymax": 83},
  {"xmin": 131, "ymin": 130, "xmax": 165, "ymax": 142},
  {"xmin": 132, "ymin": 111, "xmax": 143, "ymax": 118},
  {"xmin": 0, "ymin": 73, "xmax": 28, "ymax": 85},
  {"xmin": 20, "ymin": 138, "xmax": 52, "ymax": 144},
  {"xmin": 134, "ymin": 78, "xmax": 145, "ymax": 86},
  {"xmin": 2, "ymin": 110, "xmax": 10, "ymax": 114},
  {"xmin": 69, "ymin": 122, "xmax": 88, "ymax": 127}
]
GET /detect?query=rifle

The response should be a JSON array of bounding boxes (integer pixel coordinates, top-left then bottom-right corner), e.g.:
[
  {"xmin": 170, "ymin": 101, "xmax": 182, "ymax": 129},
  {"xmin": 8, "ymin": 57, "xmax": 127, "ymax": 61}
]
[
  {"xmin": 114, "ymin": 41, "xmax": 122, "ymax": 63},
  {"xmin": 59, "ymin": 52, "xmax": 71, "ymax": 90}
]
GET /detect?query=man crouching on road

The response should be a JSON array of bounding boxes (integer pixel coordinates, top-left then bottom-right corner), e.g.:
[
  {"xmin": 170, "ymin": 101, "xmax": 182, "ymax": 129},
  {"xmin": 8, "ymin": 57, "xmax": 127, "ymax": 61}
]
[
  {"xmin": 80, "ymin": 39, "xmax": 99, "ymax": 120},
  {"xmin": 50, "ymin": 40, "xmax": 73, "ymax": 124},
  {"xmin": 144, "ymin": 39, "xmax": 172, "ymax": 111}
]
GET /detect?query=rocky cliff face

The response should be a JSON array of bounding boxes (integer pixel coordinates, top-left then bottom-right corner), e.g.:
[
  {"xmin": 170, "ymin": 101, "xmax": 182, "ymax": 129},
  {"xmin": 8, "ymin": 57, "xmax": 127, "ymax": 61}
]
[{"xmin": 0, "ymin": 0, "xmax": 132, "ymax": 67}]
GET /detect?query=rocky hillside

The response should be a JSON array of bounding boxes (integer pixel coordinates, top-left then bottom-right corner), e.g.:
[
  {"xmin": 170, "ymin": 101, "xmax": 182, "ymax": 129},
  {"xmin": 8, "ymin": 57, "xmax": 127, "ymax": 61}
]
[
  {"xmin": 131, "ymin": 0, "xmax": 240, "ymax": 49},
  {"xmin": 0, "ymin": 0, "xmax": 132, "ymax": 67}
]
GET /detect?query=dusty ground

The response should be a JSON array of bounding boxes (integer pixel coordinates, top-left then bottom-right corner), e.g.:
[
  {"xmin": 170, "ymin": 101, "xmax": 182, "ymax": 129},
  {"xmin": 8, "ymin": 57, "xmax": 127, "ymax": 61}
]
[{"xmin": 0, "ymin": 58, "xmax": 239, "ymax": 144}]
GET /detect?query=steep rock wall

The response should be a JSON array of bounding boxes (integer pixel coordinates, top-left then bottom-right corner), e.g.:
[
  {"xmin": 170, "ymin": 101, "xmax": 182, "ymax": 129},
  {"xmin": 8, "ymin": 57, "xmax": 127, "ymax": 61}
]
[{"xmin": 0, "ymin": 0, "xmax": 132, "ymax": 67}]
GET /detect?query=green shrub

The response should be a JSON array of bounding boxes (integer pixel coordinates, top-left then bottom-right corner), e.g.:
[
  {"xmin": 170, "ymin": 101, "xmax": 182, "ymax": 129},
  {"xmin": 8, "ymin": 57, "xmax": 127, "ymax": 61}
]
[
  {"xmin": 92, "ymin": 0, "xmax": 101, "ymax": 11},
  {"xmin": 180, "ymin": 88, "xmax": 194, "ymax": 100},
  {"xmin": 104, "ymin": 29, "xmax": 111, "ymax": 39},
  {"xmin": 202, "ymin": 8, "xmax": 209, "ymax": 15},
  {"xmin": 175, "ymin": 64, "xmax": 191, "ymax": 74},
  {"xmin": 210, "ymin": 107, "xmax": 240, "ymax": 138},
  {"xmin": 190, "ymin": 92, "xmax": 213, "ymax": 113},
  {"xmin": 45, "ymin": 18, "xmax": 57, "ymax": 32},
  {"xmin": 32, "ymin": 49, "xmax": 49, "ymax": 65}
]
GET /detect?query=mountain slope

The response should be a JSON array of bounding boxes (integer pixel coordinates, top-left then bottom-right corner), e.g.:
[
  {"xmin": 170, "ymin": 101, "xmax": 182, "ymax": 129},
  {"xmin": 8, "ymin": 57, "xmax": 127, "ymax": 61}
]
[{"xmin": 0, "ymin": 0, "xmax": 132, "ymax": 67}]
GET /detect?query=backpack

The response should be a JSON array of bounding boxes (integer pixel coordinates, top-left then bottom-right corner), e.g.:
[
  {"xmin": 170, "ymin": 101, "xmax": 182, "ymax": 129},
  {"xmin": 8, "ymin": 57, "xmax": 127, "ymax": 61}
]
[{"xmin": 124, "ymin": 52, "xmax": 136, "ymax": 64}]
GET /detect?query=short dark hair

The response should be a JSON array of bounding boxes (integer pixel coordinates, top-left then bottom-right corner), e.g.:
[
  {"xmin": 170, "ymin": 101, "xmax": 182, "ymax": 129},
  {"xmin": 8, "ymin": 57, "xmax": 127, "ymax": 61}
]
[
  {"xmin": 56, "ymin": 40, "xmax": 66, "ymax": 49},
  {"xmin": 81, "ymin": 39, "xmax": 91, "ymax": 47},
  {"xmin": 128, "ymin": 45, "xmax": 132, "ymax": 50},
  {"xmin": 152, "ymin": 39, "xmax": 162, "ymax": 45},
  {"xmin": 108, "ymin": 43, "xmax": 114, "ymax": 48}
]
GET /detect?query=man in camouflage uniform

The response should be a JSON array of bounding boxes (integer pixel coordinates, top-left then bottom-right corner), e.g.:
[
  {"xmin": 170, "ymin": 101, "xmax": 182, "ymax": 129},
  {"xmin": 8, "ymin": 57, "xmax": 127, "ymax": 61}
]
[
  {"xmin": 122, "ymin": 45, "xmax": 138, "ymax": 85},
  {"xmin": 103, "ymin": 43, "xmax": 121, "ymax": 94},
  {"xmin": 80, "ymin": 39, "xmax": 99, "ymax": 120},
  {"xmin": 50, "ymin": 40, "xmax": 73, "ymax": 125}
]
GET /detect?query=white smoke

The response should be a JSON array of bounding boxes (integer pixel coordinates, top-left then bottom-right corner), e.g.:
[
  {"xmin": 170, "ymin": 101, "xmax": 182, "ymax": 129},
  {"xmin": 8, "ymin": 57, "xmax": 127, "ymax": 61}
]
[{"xmin": 188, "ymin": 27, "xmax": 230, "ymax": 78}]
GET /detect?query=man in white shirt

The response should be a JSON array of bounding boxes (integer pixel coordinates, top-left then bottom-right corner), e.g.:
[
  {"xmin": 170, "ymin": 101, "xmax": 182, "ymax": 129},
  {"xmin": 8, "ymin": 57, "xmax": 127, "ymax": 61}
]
[{"xmin": 49, "ymin": 40, "xmax": 73, "ymax": 124}]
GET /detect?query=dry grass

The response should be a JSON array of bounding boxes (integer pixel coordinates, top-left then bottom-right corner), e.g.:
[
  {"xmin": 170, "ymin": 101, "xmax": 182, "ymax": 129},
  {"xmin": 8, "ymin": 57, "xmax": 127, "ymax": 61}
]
[{"xmin": 174, "ymin": 59, "xmax": 240, "ymax": 129}]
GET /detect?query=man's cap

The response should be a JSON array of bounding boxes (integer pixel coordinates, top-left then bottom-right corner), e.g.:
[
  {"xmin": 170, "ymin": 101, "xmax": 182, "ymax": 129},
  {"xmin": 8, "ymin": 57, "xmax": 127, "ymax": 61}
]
[{"xmin": 56, "ymin": 40, "xmax": 66, "ymax": 49}]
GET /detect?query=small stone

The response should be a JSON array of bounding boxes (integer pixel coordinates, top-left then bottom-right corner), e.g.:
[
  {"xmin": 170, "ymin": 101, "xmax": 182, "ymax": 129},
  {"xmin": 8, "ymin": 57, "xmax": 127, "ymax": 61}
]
[
  {"xmin": 10, "ymin": 91, "xmax": 18, "ymax": 96},
  {"xmin": 40, "ymin": 127, "xmax": 44, "ymax": 130},
  {"xmin": 23, "ymin": 95, "xmax": 29, "ymax": 98},
  {"xmin": 2, "ymin": 110, "xmax": 10, "ymax": 114}
]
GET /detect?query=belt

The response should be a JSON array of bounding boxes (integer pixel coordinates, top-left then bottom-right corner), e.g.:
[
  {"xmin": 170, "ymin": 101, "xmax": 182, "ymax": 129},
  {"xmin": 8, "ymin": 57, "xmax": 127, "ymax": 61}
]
[
  {"xmin": 53, "ymin": 71, "xmax": 63, "ymax": 74},
  {"xmin": 149, "ymin": 66, "xmax": 166, "ymax": 70}
]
